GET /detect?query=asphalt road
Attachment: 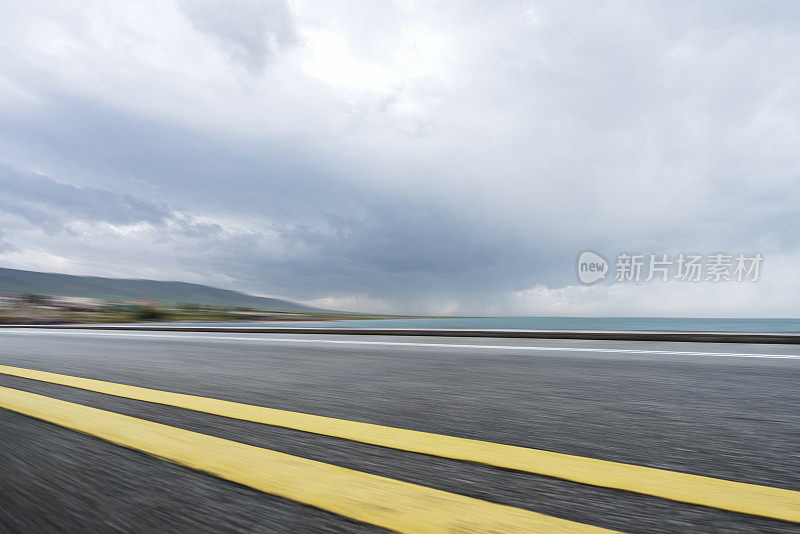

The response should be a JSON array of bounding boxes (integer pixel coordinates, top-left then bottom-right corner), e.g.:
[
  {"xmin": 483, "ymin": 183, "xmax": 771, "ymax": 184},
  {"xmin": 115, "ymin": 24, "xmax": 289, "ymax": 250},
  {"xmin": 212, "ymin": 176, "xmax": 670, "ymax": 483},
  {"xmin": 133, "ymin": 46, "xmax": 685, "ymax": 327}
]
[{"xmin": 0, "ymin": 328, "xmax": 798, "ymax": 533}]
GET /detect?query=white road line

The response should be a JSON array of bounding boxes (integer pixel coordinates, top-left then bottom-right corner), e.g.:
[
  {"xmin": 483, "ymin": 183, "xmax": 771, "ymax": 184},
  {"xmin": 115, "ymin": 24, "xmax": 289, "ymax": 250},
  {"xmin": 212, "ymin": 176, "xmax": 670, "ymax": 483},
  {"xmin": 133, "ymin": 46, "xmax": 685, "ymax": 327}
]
[{"xmin": 3, "ymin": 329, "xmax": 800, "ymax": 360}]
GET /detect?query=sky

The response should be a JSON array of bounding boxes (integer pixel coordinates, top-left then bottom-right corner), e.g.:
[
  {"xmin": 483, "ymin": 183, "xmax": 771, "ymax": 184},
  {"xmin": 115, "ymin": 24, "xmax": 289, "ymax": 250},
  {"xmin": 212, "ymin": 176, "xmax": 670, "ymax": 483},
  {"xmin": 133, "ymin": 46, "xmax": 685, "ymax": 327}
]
[{"xmin": 1, "ymin": 0, "xmax": 799, "ymax": 316}]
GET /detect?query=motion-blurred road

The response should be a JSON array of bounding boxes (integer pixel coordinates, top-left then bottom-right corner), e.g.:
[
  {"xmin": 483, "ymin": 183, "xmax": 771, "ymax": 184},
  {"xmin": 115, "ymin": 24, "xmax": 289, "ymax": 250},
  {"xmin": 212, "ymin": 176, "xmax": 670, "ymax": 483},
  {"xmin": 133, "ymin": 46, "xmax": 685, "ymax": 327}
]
[{"xmin": 0, "ymin": 328, "xmax": 798, "ymax": 533}]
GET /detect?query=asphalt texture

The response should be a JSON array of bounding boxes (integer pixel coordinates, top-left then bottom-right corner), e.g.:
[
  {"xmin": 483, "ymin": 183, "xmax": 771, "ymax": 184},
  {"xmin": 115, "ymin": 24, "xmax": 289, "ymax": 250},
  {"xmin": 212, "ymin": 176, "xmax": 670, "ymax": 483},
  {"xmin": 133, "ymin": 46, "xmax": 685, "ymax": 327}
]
[{"xmin": 0, "ymin": 329, "xmax": 798, "ymax": 533}]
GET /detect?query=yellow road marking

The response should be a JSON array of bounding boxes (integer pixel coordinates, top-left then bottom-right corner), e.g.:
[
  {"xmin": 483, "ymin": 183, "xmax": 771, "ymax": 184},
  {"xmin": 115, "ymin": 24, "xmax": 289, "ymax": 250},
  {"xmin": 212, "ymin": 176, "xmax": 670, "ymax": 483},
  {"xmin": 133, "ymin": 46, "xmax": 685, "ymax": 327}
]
[
  {"xmin": 0, "ymin": 386, "xmax": 611, "ymax": 533},
  {"xmin": 1, "ymin": 364, "xmax": 798, "ymax": 523}
]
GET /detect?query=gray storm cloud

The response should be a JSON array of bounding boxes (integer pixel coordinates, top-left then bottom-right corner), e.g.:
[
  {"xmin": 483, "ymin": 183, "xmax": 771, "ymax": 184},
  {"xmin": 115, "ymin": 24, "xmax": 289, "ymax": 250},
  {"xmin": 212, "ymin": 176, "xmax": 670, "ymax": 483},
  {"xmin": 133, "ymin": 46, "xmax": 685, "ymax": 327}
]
[
  {"xmin": 0, "ymin": 0, "xmax": 798, "ymax": 315},
  {"xmin": 178, "ymin": 0, "xmax": 298, "ymax": 73}
]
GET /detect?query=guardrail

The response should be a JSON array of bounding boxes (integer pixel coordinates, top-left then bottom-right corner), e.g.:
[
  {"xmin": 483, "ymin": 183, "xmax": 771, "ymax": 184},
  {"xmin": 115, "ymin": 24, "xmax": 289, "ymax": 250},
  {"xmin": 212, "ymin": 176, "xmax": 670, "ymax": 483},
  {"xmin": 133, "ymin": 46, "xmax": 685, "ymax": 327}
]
[{"xmin": 2, "ymin": 324, "xmax": 800, "ymax": 344}]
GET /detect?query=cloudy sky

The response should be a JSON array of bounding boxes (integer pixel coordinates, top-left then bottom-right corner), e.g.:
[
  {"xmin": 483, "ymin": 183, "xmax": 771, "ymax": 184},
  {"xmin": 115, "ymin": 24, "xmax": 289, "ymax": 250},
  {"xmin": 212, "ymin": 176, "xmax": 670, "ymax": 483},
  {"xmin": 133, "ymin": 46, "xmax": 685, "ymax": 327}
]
[{"xmin": 1, "ymin": 0, "xmax": 799, "ymax": 316}]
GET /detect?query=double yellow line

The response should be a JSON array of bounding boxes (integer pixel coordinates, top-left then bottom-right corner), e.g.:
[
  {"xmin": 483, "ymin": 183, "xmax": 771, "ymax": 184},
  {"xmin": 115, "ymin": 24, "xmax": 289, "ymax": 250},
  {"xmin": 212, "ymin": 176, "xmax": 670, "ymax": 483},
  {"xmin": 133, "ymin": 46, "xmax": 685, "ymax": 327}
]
[{"xmin": 0, "ymin": 364, "xmax": 797, "ymax": 531}]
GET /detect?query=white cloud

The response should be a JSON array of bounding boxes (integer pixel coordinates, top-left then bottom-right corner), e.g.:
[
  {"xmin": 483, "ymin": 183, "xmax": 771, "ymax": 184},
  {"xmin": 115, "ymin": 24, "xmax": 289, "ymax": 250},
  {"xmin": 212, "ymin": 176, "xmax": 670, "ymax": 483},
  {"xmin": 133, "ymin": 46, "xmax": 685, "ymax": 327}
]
[{"xmin": 510, "ymin": 250, "xmax": 800, "ymax": 318}]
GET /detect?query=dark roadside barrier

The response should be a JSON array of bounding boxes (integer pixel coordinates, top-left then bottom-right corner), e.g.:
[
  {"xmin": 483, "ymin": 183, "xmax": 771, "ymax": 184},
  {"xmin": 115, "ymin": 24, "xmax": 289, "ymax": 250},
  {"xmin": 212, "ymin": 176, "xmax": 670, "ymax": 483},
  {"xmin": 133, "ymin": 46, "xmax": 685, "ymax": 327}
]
[{"xmin": 1, "ymin": 324, "xmax": 800, "ymax": 344}]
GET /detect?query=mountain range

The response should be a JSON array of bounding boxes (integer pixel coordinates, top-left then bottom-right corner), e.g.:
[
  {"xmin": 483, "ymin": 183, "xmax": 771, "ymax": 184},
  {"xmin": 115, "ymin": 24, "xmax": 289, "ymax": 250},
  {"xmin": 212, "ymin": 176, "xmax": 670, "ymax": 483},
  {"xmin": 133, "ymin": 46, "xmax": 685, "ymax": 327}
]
[{"xmin": 0, "ymin": 267, "xmax": 315, "ymax": 311}]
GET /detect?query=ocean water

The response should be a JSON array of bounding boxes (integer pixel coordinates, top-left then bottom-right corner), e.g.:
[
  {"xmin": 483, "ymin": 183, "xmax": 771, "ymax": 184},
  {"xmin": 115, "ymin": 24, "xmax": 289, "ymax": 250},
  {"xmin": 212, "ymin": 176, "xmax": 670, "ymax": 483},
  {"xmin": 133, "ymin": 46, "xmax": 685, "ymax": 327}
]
[{"xmin": 141, "ymin": 317, "xmax": 800, "ymax": 333}]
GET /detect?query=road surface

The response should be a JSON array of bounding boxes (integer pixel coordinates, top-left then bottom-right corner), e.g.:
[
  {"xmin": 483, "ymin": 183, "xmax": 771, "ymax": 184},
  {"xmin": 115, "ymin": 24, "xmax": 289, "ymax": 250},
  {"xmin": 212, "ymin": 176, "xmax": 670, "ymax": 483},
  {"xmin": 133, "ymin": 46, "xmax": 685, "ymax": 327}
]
[{"xmin": 0, "ymin": 328, "xmax": 798, "ymax": 533}]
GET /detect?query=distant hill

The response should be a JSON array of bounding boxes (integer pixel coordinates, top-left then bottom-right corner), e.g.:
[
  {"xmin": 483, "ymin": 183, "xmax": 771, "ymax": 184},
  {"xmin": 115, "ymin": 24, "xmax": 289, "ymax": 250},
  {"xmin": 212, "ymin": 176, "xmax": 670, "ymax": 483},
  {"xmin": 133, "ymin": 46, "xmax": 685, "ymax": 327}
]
[{"xmin": 0, "ymin": 267, "xmax": 317, "ymax": 312}]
